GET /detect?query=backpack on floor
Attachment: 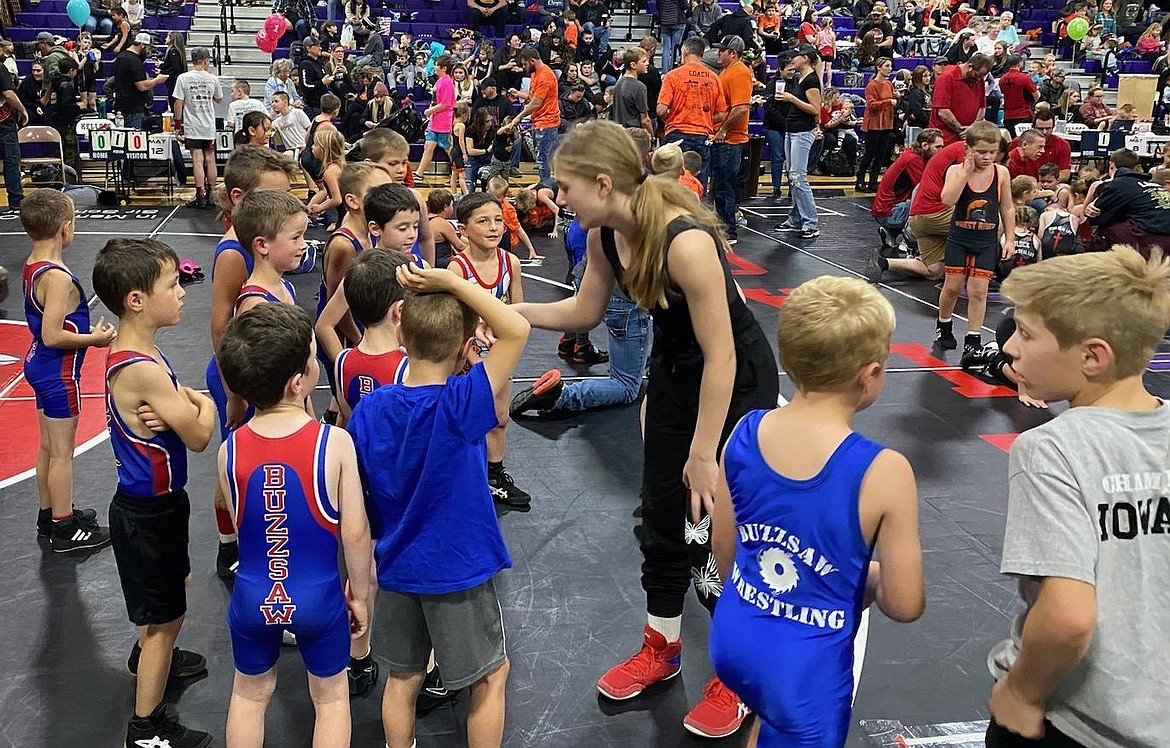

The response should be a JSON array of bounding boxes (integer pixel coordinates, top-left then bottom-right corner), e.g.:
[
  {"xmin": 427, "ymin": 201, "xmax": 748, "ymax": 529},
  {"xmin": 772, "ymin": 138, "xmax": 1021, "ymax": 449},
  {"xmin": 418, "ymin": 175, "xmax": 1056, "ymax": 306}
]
[
  {"xmin": 822, "ymin": 149, "xmax": 854, "ymax": 177},
  {"xmin": 378, "ymin": 100, "xmax": 426, "ymax": 143}
]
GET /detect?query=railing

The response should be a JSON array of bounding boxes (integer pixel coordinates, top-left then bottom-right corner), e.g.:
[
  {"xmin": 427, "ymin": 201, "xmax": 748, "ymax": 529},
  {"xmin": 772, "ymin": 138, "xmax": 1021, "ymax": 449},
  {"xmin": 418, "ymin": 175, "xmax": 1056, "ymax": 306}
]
[
  {"xmin": 219, "ymin": 0, "xmax": 233, "ymax": 64},
  {"xmin": 213, "ymin": 34, "xmax": 222, "ymax": 75}
]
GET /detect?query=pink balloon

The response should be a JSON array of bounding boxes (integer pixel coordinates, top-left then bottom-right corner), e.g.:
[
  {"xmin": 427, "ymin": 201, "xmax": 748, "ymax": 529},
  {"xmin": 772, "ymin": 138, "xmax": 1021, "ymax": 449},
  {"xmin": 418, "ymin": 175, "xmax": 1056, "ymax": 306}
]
[
  {"xmin": 255, "ymin": 29, "xmax": 273, "ymax": 53},
  {"xmin": 264, "ymin": 14, "xmax": 286, "ymax": 37}
]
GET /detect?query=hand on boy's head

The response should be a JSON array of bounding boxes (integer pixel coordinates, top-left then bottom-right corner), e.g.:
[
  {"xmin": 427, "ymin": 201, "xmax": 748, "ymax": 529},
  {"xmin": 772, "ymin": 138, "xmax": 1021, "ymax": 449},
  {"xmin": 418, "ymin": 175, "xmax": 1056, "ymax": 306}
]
[{"xmin": 395, "ymin": 262, "xmax": 455, "ymax": 292}]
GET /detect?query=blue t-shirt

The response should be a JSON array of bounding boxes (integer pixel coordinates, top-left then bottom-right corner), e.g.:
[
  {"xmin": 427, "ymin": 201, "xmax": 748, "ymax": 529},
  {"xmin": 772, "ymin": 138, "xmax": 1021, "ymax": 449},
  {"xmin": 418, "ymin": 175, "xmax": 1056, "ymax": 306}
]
[
  {"xmin": 566, "ymin": 219, "xmax": 587, "ymax": 267},
  {"xmin": 347, "ymin": 363, "xmax": 508, "ymax": 594}
]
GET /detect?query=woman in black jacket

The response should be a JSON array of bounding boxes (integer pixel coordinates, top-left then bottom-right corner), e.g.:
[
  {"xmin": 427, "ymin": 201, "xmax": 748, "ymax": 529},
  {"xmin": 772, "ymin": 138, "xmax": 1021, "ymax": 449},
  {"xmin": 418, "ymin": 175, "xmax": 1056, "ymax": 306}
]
[
  {"xmin": 158, "ymin": 31, "xmax": 187, "ymax": 107},
  {"xmin": 493, "ymin": 33, "xmax": 524, "ymax": 92},
  {"xmin": 762, "ymin": 55, "xmax": 793, "ymax": 197},
  {"xmin": 901, "ymin": 64, "xmax": 931, "ymax": 140}
]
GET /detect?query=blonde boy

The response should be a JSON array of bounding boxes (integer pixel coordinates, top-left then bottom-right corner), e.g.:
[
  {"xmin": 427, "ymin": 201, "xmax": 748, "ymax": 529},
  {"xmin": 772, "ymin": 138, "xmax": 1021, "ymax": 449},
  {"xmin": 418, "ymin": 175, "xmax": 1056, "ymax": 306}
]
[{"xmin": 987, "ymin": 247, "xmax": 1170, "ymax": 748}]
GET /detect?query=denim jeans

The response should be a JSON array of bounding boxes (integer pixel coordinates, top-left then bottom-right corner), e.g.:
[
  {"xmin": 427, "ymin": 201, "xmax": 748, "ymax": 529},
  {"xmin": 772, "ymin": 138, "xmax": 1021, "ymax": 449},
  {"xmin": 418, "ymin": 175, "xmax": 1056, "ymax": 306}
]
[
  {"xmin": 660, "ymin": 23, "xmax": 686, "ymax": 74},
  {"xmin": 710, "ymin": 141, "xmax": 743, "ymax": 235},
  {"xmin": 466, "ymin": 154, "xmax": 490, "ymax": 192},
  {"xmin": 558, "ymin": 295, "xmax": 650, "ymax": 411},
  {"xmin": 125, "ymin": 112, "xmax": 146, "ymax": 129},
  {"xmin": 84, "ymin": 16, "xmax": 114, "ymax": 34},
  {"xmin": 532, "ymin": 126, "xmax": 559, "ymax": 182},
  {"xmin": 784, "ymin": 129, "xmax": 818, "ymax": 230},
  {"xmin": 327, "ymin": 0, "xmax": 342, "ymax": 22},
  {"xmin": 295, "ymin": 18, "xmax": 312, "ymax": 40},
  {"xmin": 0, "ymin": 129, "xmax": 23, "ymax": 207},
  {"xmin": 663, "ymin": 131, "xmax": 710, "ymax": 188},
  {"xmin": 874, "ymin": 198, "xmax": 910, "ymax": 233},
  {"xmin": 763, "ymin": 128, "xmax": 785, "ymax": 193}
]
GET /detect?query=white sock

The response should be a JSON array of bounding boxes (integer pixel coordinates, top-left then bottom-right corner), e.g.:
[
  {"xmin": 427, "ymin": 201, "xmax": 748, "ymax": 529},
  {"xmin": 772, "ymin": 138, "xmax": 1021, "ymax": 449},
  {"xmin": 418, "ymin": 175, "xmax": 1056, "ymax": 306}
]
[
  {"xmin": 218, "ymin": 532, "xmax": 237, "ymax": 544},
  {"xmin": 647, "ymin": 614, "xmax": 682, "ymax": 643},
  {"xmin": 938, "ymin": 316, "xmax": 951, "ymax": 324}
]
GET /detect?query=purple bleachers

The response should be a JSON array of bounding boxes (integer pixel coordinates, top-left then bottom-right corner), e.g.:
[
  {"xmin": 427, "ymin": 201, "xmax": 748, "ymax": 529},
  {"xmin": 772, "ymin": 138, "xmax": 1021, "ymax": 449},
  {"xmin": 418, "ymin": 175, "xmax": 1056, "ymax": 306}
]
[{"xmin": 13, "ymin": 10, "xmax": 192, "ymax": 33}]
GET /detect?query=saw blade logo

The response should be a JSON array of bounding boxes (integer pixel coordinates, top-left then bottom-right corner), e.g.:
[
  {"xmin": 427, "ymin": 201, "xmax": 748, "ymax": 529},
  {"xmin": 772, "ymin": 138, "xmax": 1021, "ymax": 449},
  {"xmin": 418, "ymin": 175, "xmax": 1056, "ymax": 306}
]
[{"xmin": 758, "ymin": 546, "xmax": 800, "ymax": 595}]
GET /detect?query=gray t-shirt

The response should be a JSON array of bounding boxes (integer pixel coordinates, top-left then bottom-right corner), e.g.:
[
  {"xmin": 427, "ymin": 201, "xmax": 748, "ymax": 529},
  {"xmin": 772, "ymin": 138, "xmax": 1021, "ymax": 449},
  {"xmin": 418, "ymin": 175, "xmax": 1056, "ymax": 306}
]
[
  {"xmin": 173, "ymin": 70, "xmax": 222, "ymax": 141},
  {"xmin": 997, "ymin": 404, "xmax": 1170, "ymax": 748},
  {"xmin": 612, "ymin": 75, "xmax": 648, "ymax": 129}
]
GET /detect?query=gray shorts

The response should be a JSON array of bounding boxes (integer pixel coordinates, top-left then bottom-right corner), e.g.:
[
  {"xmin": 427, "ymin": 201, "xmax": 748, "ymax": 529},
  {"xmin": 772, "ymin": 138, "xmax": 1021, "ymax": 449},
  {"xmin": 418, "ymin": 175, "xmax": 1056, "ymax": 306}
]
[{"xmin": 380, "ymin": 577, "xmax": 507, "ymax": 691}]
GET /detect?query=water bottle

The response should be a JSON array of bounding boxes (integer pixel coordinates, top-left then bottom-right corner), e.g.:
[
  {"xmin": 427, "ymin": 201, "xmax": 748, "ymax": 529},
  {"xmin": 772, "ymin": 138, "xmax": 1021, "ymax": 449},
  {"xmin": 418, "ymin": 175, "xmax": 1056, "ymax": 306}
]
[
  {"xmin": 114, "ymin": 111, "xmax": 124, "ymax": 128},
  {"xmin": 97, "ymin": 96, "xmax": 106, "ymax": 119},
  {"xmin": 163, "ymin": 110, "xmax": 172, "ymax": 134}
]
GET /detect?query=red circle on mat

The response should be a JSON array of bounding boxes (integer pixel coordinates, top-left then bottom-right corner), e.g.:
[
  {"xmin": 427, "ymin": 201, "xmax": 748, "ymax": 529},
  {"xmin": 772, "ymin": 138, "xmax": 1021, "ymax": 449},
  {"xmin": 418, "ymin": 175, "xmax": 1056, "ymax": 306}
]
[{"xmin": 0, "ymin": 320, "xmax": 109, "ymax": 488}]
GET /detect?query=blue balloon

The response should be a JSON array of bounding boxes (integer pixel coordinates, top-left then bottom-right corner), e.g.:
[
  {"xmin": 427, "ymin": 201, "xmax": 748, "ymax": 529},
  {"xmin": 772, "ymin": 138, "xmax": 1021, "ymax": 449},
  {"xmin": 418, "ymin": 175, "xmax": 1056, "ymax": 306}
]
[{"xmin": 66, "ymin": 0, "xmax": 90, "ymax": 27}]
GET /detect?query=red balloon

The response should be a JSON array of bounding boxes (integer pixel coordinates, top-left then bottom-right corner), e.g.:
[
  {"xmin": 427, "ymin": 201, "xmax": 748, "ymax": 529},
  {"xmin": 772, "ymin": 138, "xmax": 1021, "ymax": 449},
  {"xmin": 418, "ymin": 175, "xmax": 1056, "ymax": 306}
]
[{"xmin": 264, "ymin": 14, "xmax": 286, "ymax": 37}]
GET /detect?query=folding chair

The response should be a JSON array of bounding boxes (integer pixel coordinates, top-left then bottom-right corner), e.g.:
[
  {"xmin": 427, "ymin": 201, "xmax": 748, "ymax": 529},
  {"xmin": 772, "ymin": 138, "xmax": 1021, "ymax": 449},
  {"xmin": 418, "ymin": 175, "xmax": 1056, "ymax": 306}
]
[{"xmin": 18, "ymin": 125, "xmax": 66, "ymax": 189}]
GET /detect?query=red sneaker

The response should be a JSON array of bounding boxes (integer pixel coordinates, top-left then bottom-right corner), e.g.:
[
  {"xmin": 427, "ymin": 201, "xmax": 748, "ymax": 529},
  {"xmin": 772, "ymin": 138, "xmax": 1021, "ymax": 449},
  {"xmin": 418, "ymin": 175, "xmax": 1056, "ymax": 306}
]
[
  {"xmin": 596, "ymin": 625, "xmax": 682, "ymax": 700},
  {"xmin": 683, "ymin": 675, "xmax": 751, "ymax": 738}
]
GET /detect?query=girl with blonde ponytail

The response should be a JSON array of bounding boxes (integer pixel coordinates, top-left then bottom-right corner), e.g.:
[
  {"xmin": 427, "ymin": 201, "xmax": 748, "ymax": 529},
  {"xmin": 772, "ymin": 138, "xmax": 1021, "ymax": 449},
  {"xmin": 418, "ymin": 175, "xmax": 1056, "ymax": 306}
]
[{"xmin": 512, "ymin": 120, "xmax": 779, "ymax": 736}]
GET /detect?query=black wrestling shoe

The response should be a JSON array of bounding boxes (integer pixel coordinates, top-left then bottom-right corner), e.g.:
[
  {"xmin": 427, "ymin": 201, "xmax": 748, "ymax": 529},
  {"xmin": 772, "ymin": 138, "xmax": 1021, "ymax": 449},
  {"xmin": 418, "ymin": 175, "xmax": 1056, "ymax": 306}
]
[
  {"xmin": 125, "ymin": 703, "xmax": 211, "ymax": 748},
  {"xmin": 556, "ymin": 334, "xmax": 575, "ymax": 360},
  {"xmin": 863, "ymin": 249, "xmax": 888, "ymax": 284},
  {"xmin": 348, "ymin": 653, "xmax": 379, "ymax": 697},
  {"xmin": 49, "ymin": 516, "xmax": 111, "ymax": 553},
  {"xmin": 510, "ymin": 370, "xmax": 564, "ymax": 417},
  {"xmin": 37, "ymin": 506, "xmax": 98, "ymax": 538},
  {"xmin": 216, "ymin": 540, "xmax": 239, "ymax": 580},
  {"xmin": 935, "ymin": 319, "xmax": 957, "ymax": 350},
  {"xmin": 961, "ymin": 342, "xmax": 1000, "ymax": 373},
  {"xmin": 127, "ymin": 642, "xmax": 208, "ymax": 680},
  {"xmin": 569, "ymin": 341, "xmax": 609, "ymax": 366},
  {"xmin": 488, "ymin": 464, "xmax": 532, "ymax": 511},
  {"xmin": 416, "ymin": 664, "xmax": 457, "ymax": 712}
]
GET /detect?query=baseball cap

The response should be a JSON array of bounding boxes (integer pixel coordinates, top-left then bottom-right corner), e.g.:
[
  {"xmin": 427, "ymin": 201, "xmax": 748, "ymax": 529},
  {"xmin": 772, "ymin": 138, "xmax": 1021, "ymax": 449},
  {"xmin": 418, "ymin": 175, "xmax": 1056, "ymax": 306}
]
[
  {"xmin": 190, "ymin": 47, "xmax": 210, "ymax": 63},
  {"xmin": 134, "ymin": 32, "xmax": 153, "ymax": 46},
  {"xmin": 304, "ymin": 37, "xmax": 321, "ymax": 47},
  {"xmin": 480, "ymin": 76, "xmax": 498, "ymax": 88},
  {"xmin": 1053, "ymin": 68, "xmax": 1066, "ymax": 77},
  {"xmin": 714, "ymin": 35, "xmax": 745, "ymax": 53},
  {"xmin": 791, "ymin": 43, "xmax": 819, "ymax": 61},
  {"xmin": 36, "ymin": 31, "xmax": 54, "ymax": 44},
  {"xmin": 934, "ymin": 56, "xmax": 948, "ymax": 66}
]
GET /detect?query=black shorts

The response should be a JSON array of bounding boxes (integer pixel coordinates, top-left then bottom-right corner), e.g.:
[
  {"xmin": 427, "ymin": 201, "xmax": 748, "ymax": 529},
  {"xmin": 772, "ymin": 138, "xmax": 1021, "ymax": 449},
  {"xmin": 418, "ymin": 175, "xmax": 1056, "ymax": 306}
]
[
  {"xmin": 186, "ymin": 138, "xmax": 214, "ymax": 151},
  {"xmin": 944, "ymin": 235, "xmax": 997, "ymax": 280},
  {"xmin": 110, "ymin": 489, "xmax": 191, "ymax": 626}
]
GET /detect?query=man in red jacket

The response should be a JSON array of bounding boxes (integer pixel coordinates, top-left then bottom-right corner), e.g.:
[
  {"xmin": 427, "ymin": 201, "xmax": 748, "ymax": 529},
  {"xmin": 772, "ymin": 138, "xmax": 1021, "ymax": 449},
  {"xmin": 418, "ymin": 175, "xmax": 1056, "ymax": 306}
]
[
  {"xmin": 1006, "ymin": 129, "xmax": 1047, "ymax": 179},
  {"xmin": 872, "ymin": 127, "xmax": 944, "ymax": 251},
  {"xmin": 1009, "ymin": 110, "xmax": 1071, "ymax": 181},
  {"xmin": 998, "ymin": 55, "xmax": 1038, "ymax": 135},
  {"xmin": 929, "ymin": 53, "xmax": 991, "ymax": 144}
]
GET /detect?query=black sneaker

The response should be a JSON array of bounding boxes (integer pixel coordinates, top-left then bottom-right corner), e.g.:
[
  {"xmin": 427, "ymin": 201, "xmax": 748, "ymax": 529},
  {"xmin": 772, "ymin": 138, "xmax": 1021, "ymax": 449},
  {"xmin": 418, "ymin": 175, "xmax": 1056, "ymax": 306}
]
[
  {"xmin": 416, "ymin": 664, "xmax": 457, "ymax": 712},
  {"xmin": 863, "ymin": 249, "xmax": 888, "ymax": 283},
  {"xmin": 556, "ymin": 334, "xmax": 575, "ymax": 360},
  {"xmin": 935, "ymin": 319, "xmax": 957, "ymax": 350},
  {"xmin": 510, "ymin": 370, "xmax": 563, "ymax": 417},
  {"xmin": 569, "ymin": 342, "xmax": 609, "ymax": 366},
  {"xmin": 348, "ymin": 654, "xmax": 379, "ymax": 697},
  {"xmin": 961, "ymin": 342, "xmax": 1000, "ymax": 373},
  {"xmin": 186, "ymin": 193, "xmax": 207, "ymax": 210},
  {"xmin": 962, "ymin": 334, "xmax": 984, "ymax": 360},
  {"xmin": 216, "ymin": 540, "xmax": 239, "ymax": 580},
  {"xmin": 126, "ymin": 703, "xmax": 212, "ymax": 748},
  {"xmin": 877, "ymin": 225, "xmax": 896, "ymax": 253},
  {"xmin": 37, "ymin": 507, "xmax": 98, "ymax": 538},
  {"xmin": 49, "ymin": 516, "xmax": 111, "ymax": 553},
  {"xmin": 127, "ymin": 643, "xmax": 208, "ymax": 680},
  {"xmin": 488, "ymin": 465, "xmax": 531, "ymax": 511},
  {"xmin": 726, "ymin": 231, "xmax": 738, "ymax": 246}
]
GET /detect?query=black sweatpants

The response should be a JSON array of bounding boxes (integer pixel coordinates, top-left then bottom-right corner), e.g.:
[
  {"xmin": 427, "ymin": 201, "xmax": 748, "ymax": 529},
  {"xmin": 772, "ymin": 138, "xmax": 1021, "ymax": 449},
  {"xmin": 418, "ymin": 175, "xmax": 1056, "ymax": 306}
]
[
  {"xmin": 858, "ymin": 128, "xmax": 897, "ymax": 185},
  {"xmin": 640, "ymin": 320, "xmax": 780, "ymax": 618}
]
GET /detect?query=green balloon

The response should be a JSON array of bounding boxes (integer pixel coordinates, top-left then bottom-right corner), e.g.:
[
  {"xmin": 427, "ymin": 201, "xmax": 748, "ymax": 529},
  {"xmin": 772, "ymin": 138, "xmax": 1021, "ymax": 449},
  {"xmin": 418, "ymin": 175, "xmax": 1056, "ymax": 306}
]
[{"xmin": 1067, "ymin": 17, "xmax": 1090, "ymax": 41}]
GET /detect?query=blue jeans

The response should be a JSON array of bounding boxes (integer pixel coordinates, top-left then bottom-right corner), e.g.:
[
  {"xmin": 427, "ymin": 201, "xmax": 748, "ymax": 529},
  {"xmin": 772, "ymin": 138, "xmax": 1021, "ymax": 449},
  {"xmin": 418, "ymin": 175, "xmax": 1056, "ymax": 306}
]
[
  {"xmin": 763, "ymin": 128, "xmax": 785, "ymax": 193},
  {"xmin": 466, "ymin": 154, "xmax": 490, "ymax": 191},
  {"xmin": 660, "ymin": 23, "xmax": 686, "ymax": 74},
  {"xmin": 0, "ymin": 130, "xmax": 23, "ymax": 207},
  {"xmin": 295, "ymin": 18, "xmax": 312, "ymax": 40},
  {"xmin": 663, "ymin": 131, "xmax": 710, "ymax": 188},
  {"xmin": 83, "ymin": 16, "xmax": 114, "ymax": 34},
  {"xmin": 784, "ymin": 129, "xmax": 818, "ymax": 230},
  {"xmin": 875, "ymin": 198, "xmax": 910, "ymax": 233},
  {"xmin": 710, "ymin": 141, "xmax": 743, "ymax": 235},
  {"xmin": 327, "ymin": 0, "xmax": 342, "ymax": 22},
  {"xmin": 125, "ymin": 112, "xmax": 145, "ymax": 129},
  {"xmin": 532, "ymin": 126, "xmax": 559, "ymax": 182},
  {"xmin": 557, "ymin": 295, "xmax": 650, "ymax": 411}
]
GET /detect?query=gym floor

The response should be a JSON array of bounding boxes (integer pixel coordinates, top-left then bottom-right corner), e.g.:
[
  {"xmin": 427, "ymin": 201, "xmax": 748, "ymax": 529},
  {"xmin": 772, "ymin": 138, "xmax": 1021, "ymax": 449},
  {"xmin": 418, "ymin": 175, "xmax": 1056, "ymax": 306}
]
[{"xmin": 2, "ymin": 196, "xmax": 1167, "ymax": 747}]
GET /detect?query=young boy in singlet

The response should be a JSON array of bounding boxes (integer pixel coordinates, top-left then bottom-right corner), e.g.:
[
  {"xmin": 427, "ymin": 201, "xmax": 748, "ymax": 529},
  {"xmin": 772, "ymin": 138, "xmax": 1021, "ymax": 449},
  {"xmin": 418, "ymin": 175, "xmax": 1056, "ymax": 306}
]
[
  {"xmin": 986, "ymin": 247, "xmax": 1170, "ymax": 747},
  {"xmin": 709, "ymin": 275, "xmax": 924, "ymax": 748},
  {"xmin": 232, "ymin": 190, "xmax": 309, "ymax": 314},
  {"xmin": 216, "ymin": 302, "xmax": 373, "ymax": 748},
  {"xmin": 426, "ymin": 188, "xmax": 468, "ymax": 269},
  {"xmin": 1037, "ymin": 162, "xmax": 1071, "ymax": 210},
  {"xmin": 449, "ymin": 192, "xmax": 532, "ymax": 511},
  {"xmin": 348, "ymin": 261, "xmax": 531, "ymax": 748},
  {"xmin": 935, "ymin": 121, "xmax": 1015, "ymax": 356},
  {"xmin": 206, "ymin": 144, "xmax": 301, "ymax": 580},
  {"xmin": 357, "ymin": 128, "xmax": 437, "ymax": 266},
  {"xmin": 21, "ymin": 190, "xmax": 115, "ymax": 551},
  {"xmin": 92, "ymin": 238, "xmax": 217, "ymax": 748}
]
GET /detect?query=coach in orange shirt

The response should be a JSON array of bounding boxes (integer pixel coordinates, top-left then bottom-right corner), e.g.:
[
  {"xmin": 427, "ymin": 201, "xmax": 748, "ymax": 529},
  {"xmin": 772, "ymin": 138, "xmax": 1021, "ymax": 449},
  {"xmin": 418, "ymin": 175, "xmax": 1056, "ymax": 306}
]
[
  {"xmin": 656, "ymin": 35, "xmax": 727, "ymax": 187},
  {"xmin": 711, "ymin": 34, "xmax": 753, "ymax": 244},
  {"xmin": 505, "ymin": 47, "xmax": 562, "ymax": 181}
]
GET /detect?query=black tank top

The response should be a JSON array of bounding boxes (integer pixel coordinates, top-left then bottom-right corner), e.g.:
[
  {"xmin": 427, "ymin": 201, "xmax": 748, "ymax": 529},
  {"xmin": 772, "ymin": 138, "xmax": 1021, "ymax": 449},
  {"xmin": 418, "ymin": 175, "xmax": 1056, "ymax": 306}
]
[
  {"xmin": 600, "ymin": 215, "xmax": 757, "ymax": 364},
  {"xmin": 950, "ymin": 167, "xmax": 1001, "ymax": 245}
]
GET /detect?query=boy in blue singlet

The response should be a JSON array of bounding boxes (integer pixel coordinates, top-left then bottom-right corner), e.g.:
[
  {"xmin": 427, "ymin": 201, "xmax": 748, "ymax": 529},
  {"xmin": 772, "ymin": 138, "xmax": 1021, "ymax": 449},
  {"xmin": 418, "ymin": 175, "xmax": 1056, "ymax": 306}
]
[
  {"xmin": 20, "ymin": 190, "xmax": 116, "ymax": 551},
  {"xmin": 935, "ymin": 120, "xmax": 1015, "ymax": 357},
  {"xmin": 232, "ymin": 190, "xmax": 310, "ymax": 314},
  {"xmin": 358, "ymin": 128, "xmax": 437, "ymax": 267},
  {"xmin": 348, "ymin": 261, "xmax": 530, "ymax": 748},
  {"xmin": 216, "ymin": 302, "xmax": 373, "ymax": 748},
  {"xmin": 448, "ymin": 192, "xmax": 532, "ymax": 511},
  {"xmin": 709, "ymin": 276, "xmax": 925, "ymax": 748},
  {"xmin": 206, "ymin": 144, "xmax": 301, "ymax": 581},
  {"xmin": 92, "ymin": 238, "xmax": 218, "ymax": 748}
]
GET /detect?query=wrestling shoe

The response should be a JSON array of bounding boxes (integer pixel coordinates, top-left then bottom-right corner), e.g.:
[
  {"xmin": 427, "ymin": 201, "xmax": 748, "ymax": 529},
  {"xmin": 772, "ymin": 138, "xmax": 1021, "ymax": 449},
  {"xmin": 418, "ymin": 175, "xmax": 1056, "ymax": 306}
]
[
  {"xmin": 217, "ymin": 540, "xmax": 239, "ymax": 580},
  {"xmin": 37, "ymin": 506, "xmax": 98, "ymax": 538},
  {"xmin": 961, "ymin": 342, "xmax": 1001, "ymax": 374},
  {"xmin": 127, "ymin": 643, "xmax": 208, "ymax": 680},
  {"xmin": 556, "ymin": 334, "xmax": 575, "ymax": 360},
  {"xmin": 417, "ymin": 665, "xmax": 457, "ymax": 712},
  {"xmin": 49, "ymin": 516, "xmax": 111, "ymax": 553},
  {"xmin": 683, "ymin": 675, "xmax": 751, "ymax": 738},
  {"xmin": 125, "ymin": 703, "xmax": 211, "ymax": 748},
  {"xmin": 877, "ymin": 225, "xmax": 897, "ymax": 254},
  {"xmin": 863, "ymin": 249, "xmax": 888, "ymax": 284},
  {"xmin": 348, "ymin": 653, "xmax": 379, "ymax": 697},
  {"xmin": 510, "ymin": 370, "xmax": 563, "ymax": 417},
  {"xmin": 569, "ymin": 341, "xmax": 609, "ymax": 366},
  {"xmin": 596, "ymin": 625, "xmax": 682, "ymax": 700},
  {"xmin": 488, "ymin": 464, "xmax": 532, "ymax": 511},
  {"xmin": 935, "ymin": 319, "xmax": 957, "ymax": 350}
]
